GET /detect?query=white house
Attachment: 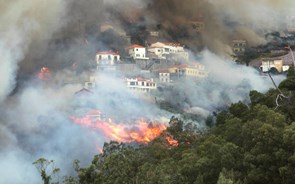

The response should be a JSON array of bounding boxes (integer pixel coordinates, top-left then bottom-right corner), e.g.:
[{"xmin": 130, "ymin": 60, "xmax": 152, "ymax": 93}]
[
  {"xmin": 159, "ymin": 70, "xmax": 171, "ymax": 83},
  {"xmin": 125, "ymin": 77, "xmax": 157, "ymax": 92},
  {"xmin": 148, "ymin": 42, "xmax": 189, "ymax": 60},
  {"xmin": 96, "ymin": 51, "xmax": 120, "ymax": 65},
  {"xmin": 127, "ymin": 44, "xmax": 149, "ymax": 60}
]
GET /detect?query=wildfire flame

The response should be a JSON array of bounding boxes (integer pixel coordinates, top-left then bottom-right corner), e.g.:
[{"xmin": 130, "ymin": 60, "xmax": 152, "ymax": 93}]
[
  {"xmin": 166, "ymin": 136, "xmax": 179, "ymax": 147},
  {"xmin": 38, "ymin": 67, "xmax": 51, "ymax": 80},
  {"xmin": 70, "ymin": 112, "xmax": 167, "ymax": 144}
]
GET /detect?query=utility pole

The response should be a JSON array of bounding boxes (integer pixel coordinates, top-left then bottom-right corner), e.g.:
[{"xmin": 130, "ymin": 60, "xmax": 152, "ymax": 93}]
[{"xmin": 285, "ymin": 45, "xmax": 295, "ymax": 72}]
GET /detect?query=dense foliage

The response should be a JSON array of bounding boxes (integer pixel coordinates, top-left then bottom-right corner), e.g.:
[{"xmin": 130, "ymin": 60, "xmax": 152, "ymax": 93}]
[{"xmin": 36, "ymin": 71, "xmax": 295, "ymax": 184}]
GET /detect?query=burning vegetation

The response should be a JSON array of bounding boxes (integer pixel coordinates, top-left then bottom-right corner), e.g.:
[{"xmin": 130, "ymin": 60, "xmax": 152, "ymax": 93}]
[{"xmin": 70, "ymin": 110, "xmax": 178, "ymax": 146}]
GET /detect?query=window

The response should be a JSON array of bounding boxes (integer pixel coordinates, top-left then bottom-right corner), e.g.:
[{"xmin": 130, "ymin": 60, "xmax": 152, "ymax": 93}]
[
  {"xmin": 108, "ymin": 55, "xmax": 111, "ymax": 60},
  {"xmin": 114, "ymin": 56, "xmax": 118, "ymax": 61},
  {"xmin": 98, "ymin": 55, "xmax": 102, "ymax": 60},
  {"xmin": 130, "ymin": 82, "xmax": 136, "ymax": 86},
  {"xmin": 136, "ymin": 49, "xmax": 138, "ymax": 51}
]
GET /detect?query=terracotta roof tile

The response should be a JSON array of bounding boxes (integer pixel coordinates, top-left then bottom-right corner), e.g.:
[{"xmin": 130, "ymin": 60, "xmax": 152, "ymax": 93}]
[
  {"xmin": 127, "ymin": 44, "xmax": 145, "ymax": 49},
  {"xmin": 96, "ymin": 51, "xmax": 120, "ymax": 55}
]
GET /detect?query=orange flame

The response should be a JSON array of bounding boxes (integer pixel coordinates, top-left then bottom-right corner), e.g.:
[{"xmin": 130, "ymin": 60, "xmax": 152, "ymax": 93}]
[
  {"xmin": 165, "ymin": 136, "xmax": 179, "ymax": 147},
  {"xmin": 70, "ymin": 114, "xmax": 167, "ymax": 144}
]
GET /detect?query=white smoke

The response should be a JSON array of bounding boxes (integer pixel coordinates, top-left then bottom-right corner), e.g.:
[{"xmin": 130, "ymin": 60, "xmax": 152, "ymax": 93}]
[
  {"xmin": 0, "ymin": 0, "xmax": 67, "ymax": 102},
  {"xmin": 160, "ymin": 50, "xmax": 285, "ymax": 111}
]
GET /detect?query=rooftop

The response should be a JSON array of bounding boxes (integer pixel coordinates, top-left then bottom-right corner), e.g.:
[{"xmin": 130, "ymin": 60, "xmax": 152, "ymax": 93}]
[
  {"xmin": 97, "ymin": 51, "xmax": 120, "ymax": 56},
  {"xmin": 127, "ymin": 44, "xmax": 145, "ymax": 49}
]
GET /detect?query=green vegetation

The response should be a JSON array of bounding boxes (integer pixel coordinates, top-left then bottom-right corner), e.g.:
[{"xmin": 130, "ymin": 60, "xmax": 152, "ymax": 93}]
[{"xmin": 35, "ymin": 71, "xmax": 295, "ymax": 184}]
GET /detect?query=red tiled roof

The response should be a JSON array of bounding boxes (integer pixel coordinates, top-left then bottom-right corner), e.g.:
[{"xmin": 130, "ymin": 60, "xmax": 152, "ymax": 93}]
[
  {"xmin": 159, "ymin": 70, "xmax": 169, "ymax": 73},
  {"xmin": 96, "ymin": 51, "xmax": 120, "ymax": 56},
  {"xmin": 136, "ymin": 77, "xmax": 145, "ymax": 81},
  {"xmin": 127, "ymin": 44, "xmax": 145, "ymax": 49}
]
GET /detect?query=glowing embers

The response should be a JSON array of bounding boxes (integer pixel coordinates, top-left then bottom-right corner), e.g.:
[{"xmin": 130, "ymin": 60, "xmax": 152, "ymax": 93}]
[
  {"xmin": 71, "ymin": 113, "xmax": 167, "ymax": 144},
  {"xmin": 165, "ymin": 136, "xmax": 179, "ymax": 147},
  {"xmin": 38, "ymin": 67, "xmax": 51, "ymax": 80}
]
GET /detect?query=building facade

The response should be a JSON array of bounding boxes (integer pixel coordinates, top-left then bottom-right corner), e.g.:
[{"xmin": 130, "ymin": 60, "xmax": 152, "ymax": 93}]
[
  {"xmin": 232, "ymin": 40, "xmax": 247, "ymax": 55},
  {"xmin": 125, "ymin": 77, "xmax": 157, "ymax": 92},
  {"xmin": 260, "ymin": 59, "xmax": 290, "ymax": 73},
  {"xmin": 159, "ymin": 70, "xmax": 171, "ymax": 83},
  {"xmin": 168, "ymin": 64, "xmax": 208, "ymax": 79},
  {"xmin": 127, "ymin": 44, "xmax": 149, "ymax": 60},
  {"xmin": 148, "ymin": 42, "xmax": 189, "ymax": 61},
  {"xmin": 96, "ymin": 51, "xmax": 120, "ymax": 65}
]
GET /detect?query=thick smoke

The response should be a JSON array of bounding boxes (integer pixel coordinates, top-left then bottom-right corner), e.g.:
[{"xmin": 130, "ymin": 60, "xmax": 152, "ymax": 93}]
[
  {"xmin": 160, "ymin": 50, "xmax": 284, "ymax": 113},
  {"xmin": 0, "ymin": 0, "xmax": 67, "ymax": 102},
  {"xmin": 146, "ymin": 0, "xmax": 295, "ymax": 54},
  {"xmin": 0, "ymin": 0, "xmax": 291, "ymax": 183}
]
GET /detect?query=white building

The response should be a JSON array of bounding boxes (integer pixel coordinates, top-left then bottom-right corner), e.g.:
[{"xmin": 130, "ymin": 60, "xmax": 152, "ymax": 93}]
[
  {"xmin": 168, "ymin": 64, "xmax": 208, "ymax": 79},
  {"xmin": 159, "ymin": 70, "xmax": 171, "ymax": 83},
  {"xmin": 125, "ymin": 77, "xmax": 157, "ymax": 92},
  {"xmin": 127, "ymin": 44, "xmax": 149, "ymax": 60},
  {"xmin": 148, "ymin": 42, "xmax": 189, "ymax": 60},
  {"xmin": 96, "ymin": 51, "xmax": 120, "ymax": 65},
  {"xmin": 260, "ymin": 59, "xmax": 289, "ymax": 73}
]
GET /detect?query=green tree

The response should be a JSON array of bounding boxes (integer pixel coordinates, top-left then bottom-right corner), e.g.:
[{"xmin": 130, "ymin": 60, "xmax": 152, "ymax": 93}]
[{"xmin": 33, "ymin": 158, "xmax": 60, "ymax": 184}]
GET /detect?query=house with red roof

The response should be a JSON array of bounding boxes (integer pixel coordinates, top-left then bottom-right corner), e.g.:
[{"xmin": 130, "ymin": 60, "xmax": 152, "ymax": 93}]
[{"xmin": 126, "ymin": 44, "xmax": 149, "ymax": 60}]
